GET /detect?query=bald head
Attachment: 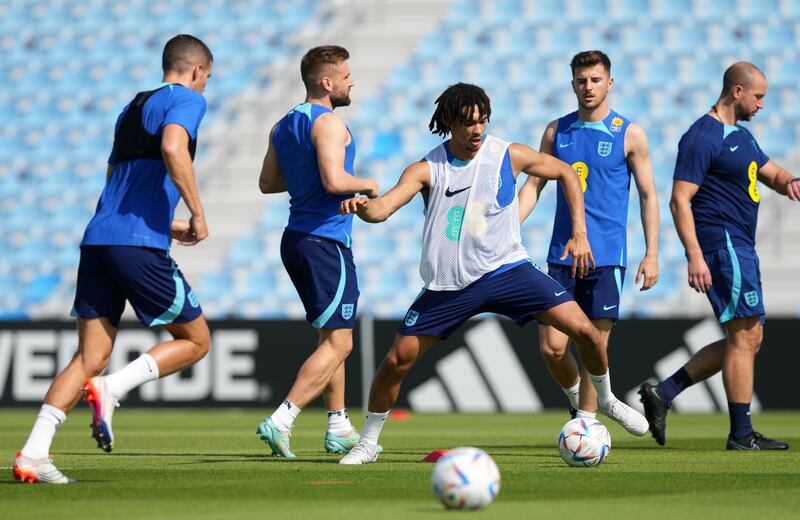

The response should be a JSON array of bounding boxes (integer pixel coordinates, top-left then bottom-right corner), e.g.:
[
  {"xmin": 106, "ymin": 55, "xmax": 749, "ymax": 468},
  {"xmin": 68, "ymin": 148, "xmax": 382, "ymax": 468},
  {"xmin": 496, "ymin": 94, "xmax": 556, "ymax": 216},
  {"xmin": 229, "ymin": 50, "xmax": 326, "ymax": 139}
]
[{"xmin": 721, "ymin": 62, "xmax": 765, "ymax": 97}]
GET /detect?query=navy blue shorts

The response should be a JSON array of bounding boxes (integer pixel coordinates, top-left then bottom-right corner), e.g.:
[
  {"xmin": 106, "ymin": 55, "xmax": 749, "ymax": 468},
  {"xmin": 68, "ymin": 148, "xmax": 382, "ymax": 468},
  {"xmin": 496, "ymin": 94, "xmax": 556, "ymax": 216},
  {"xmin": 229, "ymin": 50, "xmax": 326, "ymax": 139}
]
[
  {"xmin": 398, "ymin": 262, "xmax": 573, "ymax": 339},
  {"xmin": 281, "ymin": 229, "xmax": 359, "ymax": 329},
  {"xmin": 547, "ymin": 264, "xmax": 625, "ymax": 320},
  {"xmin": 704, "ymin": 246, "xmax": 765, "ymax": 324},
  {"xmin": 72, "ymin": 246, "xmax": 202, "ymax": 328}
]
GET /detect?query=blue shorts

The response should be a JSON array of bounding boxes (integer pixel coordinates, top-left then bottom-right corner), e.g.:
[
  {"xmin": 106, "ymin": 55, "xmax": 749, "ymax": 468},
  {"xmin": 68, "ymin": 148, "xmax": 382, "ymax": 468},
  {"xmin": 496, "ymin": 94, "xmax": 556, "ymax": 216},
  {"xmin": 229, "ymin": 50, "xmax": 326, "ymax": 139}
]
[
  {"xmin": 72, "ymin": 246, "xmax": 202, "ymax": 328},
  {"xmin": 281, "ymin": 229, "xmax": 359, "ymax": 329},
  {"xmin": 704, "ymin": 246, "xmax": 765, "ymax": 324},
  {"xmin": 547, "ymin": 264, "xmax": 625, "ymax": 320},
  {"xmin": 399, "ymin": 262, "xmax": 573, "ymax": 339}
]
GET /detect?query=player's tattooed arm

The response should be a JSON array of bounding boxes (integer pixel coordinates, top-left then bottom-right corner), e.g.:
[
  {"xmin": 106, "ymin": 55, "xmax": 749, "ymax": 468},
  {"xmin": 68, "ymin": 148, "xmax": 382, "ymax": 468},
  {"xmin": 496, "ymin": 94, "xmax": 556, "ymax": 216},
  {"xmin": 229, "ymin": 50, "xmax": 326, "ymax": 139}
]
[
  {"xmin": 340, "ymin": 160, "xmax": 430, "ymax": 223},
  {"xmin": 259, "ymin": 125, "xmax": 287, "ymax": 194},
  {"xmin": 626, "ymin": 123, "xmax": 659, "ymax": 290},
  {"xmin": 758, "ymin": 160, "xmax": 800, "ymax": 201},
  {"xmin": 510, "ymin": 142, "xmax": 594, "ymax": 277},
  {"xmin": 519, "ymin": 120, "xmax": 557, "ymax": 223},
  {"xmin": 670, "ymin": 180, "xmax": 712, "ymax": 293},
  {"xmin": 314, "ymin": 113, "xmax": 379, "ymax": 198}
]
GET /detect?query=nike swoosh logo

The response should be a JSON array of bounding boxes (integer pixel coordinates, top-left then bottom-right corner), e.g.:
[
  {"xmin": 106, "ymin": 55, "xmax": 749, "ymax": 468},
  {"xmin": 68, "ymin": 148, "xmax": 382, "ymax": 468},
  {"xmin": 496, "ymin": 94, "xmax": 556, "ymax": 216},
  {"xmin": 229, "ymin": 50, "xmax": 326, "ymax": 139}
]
[
  {"xmin": 603, "ymin": 305, "xmax": 617, "ymax": 311},
  {"xmin": 554, "ymin": 290, "xmax": 567, "ymax": 296},
  {"xmin": 559, "ymin": 143, "xmax": 572, "ymax": 148},
  {"xmin": 444, "ymin": 186, "xmax": 471, "ymax": 197},
  {"xmin": 730, "ymin": 146, "xmax": 739, "ymax": 152}
]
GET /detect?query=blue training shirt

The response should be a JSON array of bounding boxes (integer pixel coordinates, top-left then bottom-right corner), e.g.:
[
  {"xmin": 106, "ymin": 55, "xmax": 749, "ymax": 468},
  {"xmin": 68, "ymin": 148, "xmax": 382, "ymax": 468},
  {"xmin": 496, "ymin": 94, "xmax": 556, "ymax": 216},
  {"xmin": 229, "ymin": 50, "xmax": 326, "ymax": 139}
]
[
  {"xmin": 548, "ymin": 110, "xmax": 633, "ymax": 267},
  {"xmin": 673, "ymin": 114, "xmax": 769, "ymax": 253},
  {"xmin": 81, "ymin": 83, "xmax": 207, "ymax": 251},
  {"xmin": 273, "ymin": 103, "xmax": 357, "ymax": 248}
]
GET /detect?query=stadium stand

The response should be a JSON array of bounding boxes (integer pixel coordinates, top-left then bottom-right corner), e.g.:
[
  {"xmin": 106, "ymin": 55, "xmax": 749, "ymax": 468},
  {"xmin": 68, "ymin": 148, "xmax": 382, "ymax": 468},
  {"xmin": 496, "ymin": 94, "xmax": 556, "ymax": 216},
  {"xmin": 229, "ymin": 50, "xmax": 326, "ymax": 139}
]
[{"xmin": 2, "ymin": 0, "xmax": 799, "ymax": 320}]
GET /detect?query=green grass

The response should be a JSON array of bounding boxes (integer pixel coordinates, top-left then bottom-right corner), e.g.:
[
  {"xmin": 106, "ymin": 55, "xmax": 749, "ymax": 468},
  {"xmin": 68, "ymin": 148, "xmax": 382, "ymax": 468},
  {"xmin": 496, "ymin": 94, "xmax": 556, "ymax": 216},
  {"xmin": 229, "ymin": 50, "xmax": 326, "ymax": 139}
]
[{"xmin": 1, "ymin": 409, "xmax": 799, "ymax": 519}]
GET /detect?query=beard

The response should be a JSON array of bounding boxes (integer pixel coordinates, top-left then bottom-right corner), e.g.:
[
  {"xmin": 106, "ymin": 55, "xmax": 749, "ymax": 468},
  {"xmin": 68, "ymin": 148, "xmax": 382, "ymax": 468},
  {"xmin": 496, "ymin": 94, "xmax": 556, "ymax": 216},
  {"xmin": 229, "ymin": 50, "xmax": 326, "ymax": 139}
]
[
  {"xmin": 331, "ymin": 91, "xmax": 351, "ymax": 108},
  {"xmin": 734, "ymin": 104, "xmax": 755, "ymax": 121}
]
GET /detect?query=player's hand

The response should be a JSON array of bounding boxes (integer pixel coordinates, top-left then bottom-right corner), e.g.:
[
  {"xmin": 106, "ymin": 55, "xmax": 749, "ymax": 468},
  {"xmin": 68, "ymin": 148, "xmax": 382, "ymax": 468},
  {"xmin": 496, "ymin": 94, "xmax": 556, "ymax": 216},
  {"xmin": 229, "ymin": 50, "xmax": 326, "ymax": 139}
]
[
  {"xmin": 687, "ymin": 253, "xmax": 712, "ymax": 293},
  {"xmin": 361, "ymin": 180, "xmax": 379, "ymax": 199},
  {"xmin": 786, "ymin": 177, "xmax": 800, "ymax": 201},
  {"xmin": 340, "ymin": 197, "xmax": 369, "ymax": 215},
  {"xmin": 635, "ymin": 254, "xmax": 659, "ymax": 291},
  {"xmin": 176, "ymin": 214, "xmax": 208, "ymax": 246},
  {"xmin": 171, "ymin": 219, "xmax": 190, "ymax": 239},
  {"xmin": 561, "ymin": 234, "xmax": 595, "ymax": 278}
]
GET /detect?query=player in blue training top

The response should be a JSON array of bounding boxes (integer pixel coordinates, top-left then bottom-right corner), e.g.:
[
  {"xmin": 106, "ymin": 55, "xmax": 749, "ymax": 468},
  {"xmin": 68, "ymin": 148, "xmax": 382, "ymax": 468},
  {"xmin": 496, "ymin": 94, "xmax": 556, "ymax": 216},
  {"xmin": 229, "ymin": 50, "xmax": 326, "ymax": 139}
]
[
  {"xmin": 256, "ymin": 45, "xmax": 379, "ymax": 458},
  {"xmin": 639, "ymin": 62, "xmax": 798, "ymax": 450},
  {"xmin": 14, "ymin": 35, "xmax": 215, "ymax": 484},
  {"xmin": 518, "ymin": 50, "xmax": 660, "ymax": 427}
]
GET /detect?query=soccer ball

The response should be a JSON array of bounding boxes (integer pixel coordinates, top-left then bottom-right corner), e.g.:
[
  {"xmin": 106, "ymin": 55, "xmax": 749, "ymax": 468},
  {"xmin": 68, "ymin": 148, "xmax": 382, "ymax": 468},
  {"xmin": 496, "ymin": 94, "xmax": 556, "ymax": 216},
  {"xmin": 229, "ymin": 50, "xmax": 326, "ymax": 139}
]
[
  {"xmin": 431, "ymin": 447, "xmax": 501, "ymax": 510},
  {"xmin": 558, "ymin": 417, "xmax": 611, "ymax": 467}
]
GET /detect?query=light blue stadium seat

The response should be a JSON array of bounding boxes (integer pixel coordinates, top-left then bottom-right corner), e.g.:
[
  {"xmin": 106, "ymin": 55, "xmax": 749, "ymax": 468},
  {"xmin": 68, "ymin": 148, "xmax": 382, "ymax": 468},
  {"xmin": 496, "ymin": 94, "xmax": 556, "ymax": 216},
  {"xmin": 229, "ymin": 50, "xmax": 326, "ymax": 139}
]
[
  {"xmin": 665, "ymin": 24, "xmax": 708, "ymax": 55},
  {"xmin": 201, "ymin": 273, "xmax": 234, "ymax": 299},
  {"xmin": 367, "ymin": 131, "xmax": 403, "ymax": 161},
  {"xmin": 615, "ymin": 92, "xmax": 649, "ymax": 119},
  {"xmin": 737, "ymin": 0, "xmax": 779, "ymax": 21},
  {"xmin": 521, "ymin": 0, "xmax": 564, "ymax": 22},
  {"xmin": 228, "ymin": 238, "xmax": 264, "ymax": 268},
  {"xmin": 651, "ymin": 0, "xmax": 692, "ymax": 21},
  {"xmin": 693, "ymin": 0, "xmax": 737, "ymax": 21},
  {"xmin": 24, "ymin": 274, "xmax": 60, "ymax": 303},
  {"xmin": 613, "ymin": 0, "xmax": 651, "ymax": 22},
  {"xmin": 758, "ymin": 127, "xmax": 795, "ymax": 159},
  {"xmin": 754, "ymin": 24, "xmax": 796, "ymax": 53},
  {"xmin": 565, "ymin": 0, "xmax": 608, "ymax": 22},
  {"xmin": 237, "ymin": 272, "xmax": 276, "ymax": 301},
  {"xmin": 635, "ymin": 60, "xmax": 677, "ymax": 88}
]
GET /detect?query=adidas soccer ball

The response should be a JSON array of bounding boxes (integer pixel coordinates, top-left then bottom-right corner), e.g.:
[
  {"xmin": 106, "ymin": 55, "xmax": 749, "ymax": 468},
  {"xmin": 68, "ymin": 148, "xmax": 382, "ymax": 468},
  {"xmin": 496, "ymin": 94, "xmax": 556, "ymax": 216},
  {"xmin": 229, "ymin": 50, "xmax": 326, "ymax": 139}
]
[
  {"xmin": 431, "ymin": 447, "xmax": 500, "ymax": 510},
  {"xmin": 558, "ymin": 417, "xmax": 611, "ymax": 467}
]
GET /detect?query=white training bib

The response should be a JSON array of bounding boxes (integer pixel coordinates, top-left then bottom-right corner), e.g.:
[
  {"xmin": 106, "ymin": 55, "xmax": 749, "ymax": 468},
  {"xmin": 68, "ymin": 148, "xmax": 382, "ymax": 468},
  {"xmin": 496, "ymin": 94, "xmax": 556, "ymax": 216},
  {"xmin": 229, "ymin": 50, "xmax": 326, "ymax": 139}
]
[{"xmin": 419, "ymin": 135, "xmax": 528, "ymax": 290}]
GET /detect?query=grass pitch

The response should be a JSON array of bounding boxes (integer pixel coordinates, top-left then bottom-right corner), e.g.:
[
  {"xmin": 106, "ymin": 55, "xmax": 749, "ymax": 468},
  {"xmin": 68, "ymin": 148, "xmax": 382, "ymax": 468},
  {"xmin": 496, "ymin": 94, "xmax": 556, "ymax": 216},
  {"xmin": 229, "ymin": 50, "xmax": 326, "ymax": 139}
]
[{"xmin": 1, "ymin": 409, "xmax": 799, "ymax": 519}]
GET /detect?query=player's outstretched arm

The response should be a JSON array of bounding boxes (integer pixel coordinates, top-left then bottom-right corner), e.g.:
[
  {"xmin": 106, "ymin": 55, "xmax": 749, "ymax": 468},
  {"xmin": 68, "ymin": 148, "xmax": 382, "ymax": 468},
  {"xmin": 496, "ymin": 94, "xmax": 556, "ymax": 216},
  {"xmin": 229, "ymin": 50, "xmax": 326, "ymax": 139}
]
[
  {"xmin": 510, "ymin": 142, "xmax": 594, "ymax": 277},
  {"xmin": 758, "ymin": 160, "xmax": 800, "ymax": 201},
  {"xmin": 314, "ymin": 113, "xmax": 379, "ymax": 198},
  {"xmin": 626, "ymin": 123, "xmax": 660, "ymax": 291},
  {"xmin": 340, "ymin": 160, "xmax": 430, "ymax": 223},
  {"xmin": 670, "ymin": 180, "xmax": 711, "ymax": 293},
  {"xmin": 162, "ymin": 123, "xmax": 208, "ymax": 245},
  {"xmin": 518, "ymin": 120, "xmax": 557, "ymax": 223},
  {"xmin": 258, "ymin": 125, "xmax": 287, "ymax": 194}
]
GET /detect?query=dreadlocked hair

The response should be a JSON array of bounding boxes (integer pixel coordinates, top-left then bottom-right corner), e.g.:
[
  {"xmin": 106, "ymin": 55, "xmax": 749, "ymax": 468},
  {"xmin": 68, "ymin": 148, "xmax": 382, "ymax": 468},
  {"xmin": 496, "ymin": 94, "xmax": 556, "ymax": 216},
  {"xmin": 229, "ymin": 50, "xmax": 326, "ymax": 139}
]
[{"xmin": 428, "ymin": 83, "xmax": 491, "ymax": 137}]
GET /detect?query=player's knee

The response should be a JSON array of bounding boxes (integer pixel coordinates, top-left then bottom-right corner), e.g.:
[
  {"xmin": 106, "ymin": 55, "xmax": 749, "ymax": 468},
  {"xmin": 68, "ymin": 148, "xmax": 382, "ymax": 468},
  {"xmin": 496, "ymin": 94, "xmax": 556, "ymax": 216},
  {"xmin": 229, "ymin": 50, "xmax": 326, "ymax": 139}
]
[
  {"xmin": 193, "ymin": 331, "xmax": 211, "ymax": 360},
  {"xmin": 746, "ymin": 324, "xmax": 763, "ymax": 354},
  {"xmin": 573, "ymin": 321, "xmax": 600, "ymax": 350},
  {"xmin": 540, "ymin": 341, "xmax": 566, "ymax": 361},
  {"xmin": 383, "ymin": 350, "xmax": 413, "ymax": 376}
]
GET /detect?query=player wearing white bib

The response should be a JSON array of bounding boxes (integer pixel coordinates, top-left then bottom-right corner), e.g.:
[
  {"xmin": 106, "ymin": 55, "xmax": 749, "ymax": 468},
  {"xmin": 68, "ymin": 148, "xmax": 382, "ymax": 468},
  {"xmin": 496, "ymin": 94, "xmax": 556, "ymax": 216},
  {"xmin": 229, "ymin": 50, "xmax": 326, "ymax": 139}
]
[{"xmin": 337, "ymin": 84, "xmax": 648, "ymax": 464}]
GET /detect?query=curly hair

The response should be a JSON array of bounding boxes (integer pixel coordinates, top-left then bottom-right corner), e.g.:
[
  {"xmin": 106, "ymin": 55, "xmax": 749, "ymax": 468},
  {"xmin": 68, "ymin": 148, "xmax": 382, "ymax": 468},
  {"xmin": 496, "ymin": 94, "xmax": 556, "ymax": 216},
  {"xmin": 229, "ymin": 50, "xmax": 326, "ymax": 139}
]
[{"xmin": 428, "ymin": 83, "xmax": 491, "ymax": 137}]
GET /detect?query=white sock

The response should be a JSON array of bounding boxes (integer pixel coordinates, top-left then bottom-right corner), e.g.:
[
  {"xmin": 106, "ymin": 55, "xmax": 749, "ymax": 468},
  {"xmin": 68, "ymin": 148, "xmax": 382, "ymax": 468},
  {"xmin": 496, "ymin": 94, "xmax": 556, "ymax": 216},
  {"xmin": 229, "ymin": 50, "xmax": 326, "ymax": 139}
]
[
  {"xmin": 588, "ymin": 370, "xmax": 615, "ymax": 409},
  {"xmin": 327, "ymin": 408, "xmax": 353, "ymax": 435},
  {"xmin": 104, "ymin": 353, "xmax": 160, "ymax": 399},
  {"xmin": 576, "ymin": 409, "xmax": 597, "ymax": 419},
  {"xmin": 271, "ymin": 400, "xmax": 301, "ymax": 432},
  {"xmin": 20, "ymin": 404, "xmax": 67, "ymax": 460},
  {"xmin": 360, "ymin": 411, "xmax": 389, "ymax": 446},
  {"xmin": 562, "ymin": 381, "xmax": 580, "ymax": 410}
]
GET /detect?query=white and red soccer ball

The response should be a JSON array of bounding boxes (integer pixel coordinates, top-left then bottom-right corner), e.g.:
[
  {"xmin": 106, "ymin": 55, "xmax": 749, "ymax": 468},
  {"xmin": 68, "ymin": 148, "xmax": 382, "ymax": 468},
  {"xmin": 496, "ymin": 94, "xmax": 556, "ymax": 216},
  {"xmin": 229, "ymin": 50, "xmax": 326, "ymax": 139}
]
[
  {"xmin": 558, "ymin": 417, "xmax": 611, "ymax": 467},
  {"xmin": 431, "ymin": 447, "xmax": 501, "ymax": 510}
]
